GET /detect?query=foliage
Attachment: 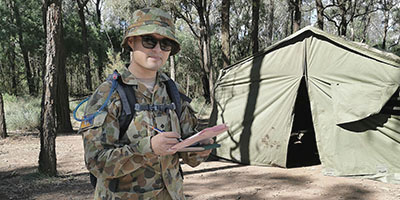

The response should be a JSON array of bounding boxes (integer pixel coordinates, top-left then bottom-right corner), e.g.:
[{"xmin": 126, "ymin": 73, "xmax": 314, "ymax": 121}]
[
  {"xmin": 3, "ymin": 94, "xmax": 41, "ymax": 131},
  {"xmin": 0, "ymin": 0, "xmax": 399, "ymax": 111}
]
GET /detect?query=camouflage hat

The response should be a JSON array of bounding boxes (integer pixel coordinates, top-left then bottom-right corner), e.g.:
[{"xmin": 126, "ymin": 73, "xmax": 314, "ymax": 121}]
[{"xmin": 121, "ymin": 7, "xmax": 180, "ymax": 55}]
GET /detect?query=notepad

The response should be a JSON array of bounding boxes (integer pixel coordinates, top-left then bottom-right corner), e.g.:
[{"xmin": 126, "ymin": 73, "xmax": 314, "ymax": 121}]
[{"xmin": 172, "ymin": 124, "xmax": 229, "ymax": 151}]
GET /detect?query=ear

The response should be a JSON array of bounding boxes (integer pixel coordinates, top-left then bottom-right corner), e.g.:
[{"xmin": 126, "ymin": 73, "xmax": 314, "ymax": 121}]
[{"xmin": 127, "ymin": 37, "xmax": 135, "ymax": 50}]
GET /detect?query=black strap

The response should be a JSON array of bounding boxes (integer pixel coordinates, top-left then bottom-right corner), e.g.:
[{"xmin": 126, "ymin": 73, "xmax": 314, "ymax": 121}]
[{"xmin": 117, "ymin": 79, "xmax": 136, "ymax": 139}]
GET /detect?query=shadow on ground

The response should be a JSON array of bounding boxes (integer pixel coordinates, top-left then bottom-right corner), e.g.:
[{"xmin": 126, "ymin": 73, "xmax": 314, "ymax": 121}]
[{"xmin": 0, "ymin": 166, "xmax": 93, "ymax": 200}]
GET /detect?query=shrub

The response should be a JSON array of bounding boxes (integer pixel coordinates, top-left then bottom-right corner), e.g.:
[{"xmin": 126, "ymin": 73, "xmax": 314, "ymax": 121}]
[{"xmin": 3, "ymin": 94, "xmax": 41, "ymax": 131}]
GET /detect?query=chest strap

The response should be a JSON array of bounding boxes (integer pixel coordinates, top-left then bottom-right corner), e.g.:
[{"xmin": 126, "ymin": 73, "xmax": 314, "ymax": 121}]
[{"xmin": 134, "ymin": 103, "xmax": 176, "ymax": 112}]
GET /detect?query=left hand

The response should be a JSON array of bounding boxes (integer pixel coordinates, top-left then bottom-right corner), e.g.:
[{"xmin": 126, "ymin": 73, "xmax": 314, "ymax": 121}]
[{"xmin": 193, "ymin": 138, "xmax": 214, "ymax": 158}]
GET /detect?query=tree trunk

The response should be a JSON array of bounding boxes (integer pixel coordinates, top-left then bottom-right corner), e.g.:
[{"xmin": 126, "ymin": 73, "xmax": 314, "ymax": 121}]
[
  {"xmin": 293, "ymin": 0, "xmax": 301, "ymax": 33},
  {"xmin": 361, "ymin": 1, "xmax": 373, "ymax": 43},
  {"xmin": 267, "ymin": 0, "xmax": 275, "ymax": 46},
  {"xmin": 251, "ymin": 0, "xmax": 260, "ymax": 54},
  {"xmin": 39, "ymin": 0, "xmax": 62, "ymax": 176},
  {"xmin": 198, "ymin": 0, "xmax": 212, "ymax": 104},
  {"xmin": 56, "ymin": 16, "xmax": 73, "ymax": 134},
  {"xmin": 77, "ymin": 0, "xmax": 92, "ymax": 91},
  {"xmin": 221, "ymin": 0, "xmax": 230, "ymax": 68},
  {"xmin": 382, "ymin": 5, "xmax": 390, "ymax": 50},
  {"xmin": 94, "ymin": 0, "xmax": 104, "ymax": 80},
  {"xmin": 186, "ymin": 74, "xmax": 190, "ymax": 96},
  {"xmin": 13, "ymin": 1, "xmax": 35, "ymax": 96},
  {"xmin": 7, "ymin": 43, "xmax": 18, "ymax": 95},
  {"xmin": 316, "ymin": 0, "xmax": 324, "ymax": 30},
  {"xmin": 170, "ymin": 55, "xmax": 176, "ymax": 81},
  {"xmin": 6, "ymin": 0, "xmax": 18, "ymax": 95},
  {"xmin": 0, "ymin": 93, "xmax": 7, "ymax": 139}
]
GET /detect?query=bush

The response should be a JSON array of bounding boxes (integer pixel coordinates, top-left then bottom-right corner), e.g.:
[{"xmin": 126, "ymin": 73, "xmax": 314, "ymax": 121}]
[{"xmin": 3, "ymin": 94, "xmax": 41, "ymax": 131}]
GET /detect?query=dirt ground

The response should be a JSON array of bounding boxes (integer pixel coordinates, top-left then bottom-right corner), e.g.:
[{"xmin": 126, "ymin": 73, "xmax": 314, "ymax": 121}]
[{"xmin": 1, "ymin": 132, "xmax": 399, "ymax": 200}]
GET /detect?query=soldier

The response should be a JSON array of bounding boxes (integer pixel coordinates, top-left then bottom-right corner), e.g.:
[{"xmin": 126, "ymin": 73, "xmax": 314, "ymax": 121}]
[{"xmin": 80, "ymin": 7, "xmax": 213, "ymax": 200}]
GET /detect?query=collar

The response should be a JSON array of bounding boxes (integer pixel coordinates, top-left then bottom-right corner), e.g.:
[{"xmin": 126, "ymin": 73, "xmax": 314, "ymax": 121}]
[{"xmin": 119, "ymin": 66, "xmax": 171, "ymax": 86}]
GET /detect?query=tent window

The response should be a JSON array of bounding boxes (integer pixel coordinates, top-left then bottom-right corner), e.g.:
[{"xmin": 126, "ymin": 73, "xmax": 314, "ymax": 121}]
[
  {"xmin": 287, "ymin": 77, "xmax": 321, "ymax": 168},
  {"xmin": 379, "ymin": 87, "xmax": 400, "ymax": 116}
]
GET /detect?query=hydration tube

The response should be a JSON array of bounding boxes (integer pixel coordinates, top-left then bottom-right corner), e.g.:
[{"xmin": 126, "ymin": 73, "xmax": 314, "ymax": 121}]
[{"xmin": 73, "ymin": 72, "xmax": 119, "ymax": 123}]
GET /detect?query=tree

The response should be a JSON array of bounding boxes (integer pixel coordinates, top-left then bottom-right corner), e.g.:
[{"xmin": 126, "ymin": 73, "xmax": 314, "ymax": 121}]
[
  {"xmin": 11, "ymin": 0, "xmax": 35, "ymax": 96},
  {"xmin": 316, "ymin": 0, "xmax": 324, "ymax": 30},
  {"xmin": 251, "ymin": 0, "xmax": 260, "ymax": 54},
  {"xmin": 172, "ymin": 0, "xmax": 214, "ymax": 104},
  {"xmin": 288, "ymin": 0, "xmax": 302, "ymax": 33},
  {"xmin": 93, "ymin": 0, "xmax": 106, "ymax": 80},
  {"xmin": 380, "ymin": 0, "xmax": 396, "ymax": 50},
  {"xmin": 221, "ymin": 0, "xmax": 230, "ymax": 68},
  {"xmin": 39, "ymin": 0, "xmax": 62, "ymax": 176},
  {"xmin": 0, "ymin": 93, "xmax": 7, "ymax": 139},
  {"xmin": 56, "ymin": 3, "xmax": 72, "ymax": 133},
  {"xmin": 77, "ymin": 0, "xmax": 92, "ymax": 91}
]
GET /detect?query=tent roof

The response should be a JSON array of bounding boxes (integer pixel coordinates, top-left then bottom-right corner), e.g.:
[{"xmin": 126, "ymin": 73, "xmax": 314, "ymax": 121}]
[{"xmin": 225, "ymin": 26, "xmax": 400, "ymax": 70}]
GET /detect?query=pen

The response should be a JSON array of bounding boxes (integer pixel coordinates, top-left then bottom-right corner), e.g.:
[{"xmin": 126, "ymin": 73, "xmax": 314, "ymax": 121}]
[{"xmin": 142, "ymin": 121, "xmax": 183, "ymax": 142}]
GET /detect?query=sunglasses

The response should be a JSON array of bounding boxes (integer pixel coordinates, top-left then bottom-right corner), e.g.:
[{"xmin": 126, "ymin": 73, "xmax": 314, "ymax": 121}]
[{"xmin": 141, "ymin": 35, "xmax": 174, "ymax": 52}]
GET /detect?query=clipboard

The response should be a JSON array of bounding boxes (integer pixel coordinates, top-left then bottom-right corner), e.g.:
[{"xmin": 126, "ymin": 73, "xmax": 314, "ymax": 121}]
[{"xmin": 178, "ymin": 143, "xmax": 221, "ymax": 152}]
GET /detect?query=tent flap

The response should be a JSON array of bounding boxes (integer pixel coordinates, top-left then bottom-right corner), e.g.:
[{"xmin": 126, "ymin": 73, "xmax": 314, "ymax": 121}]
[{"xmin": 332, "ymin": 83, "xmax": 399, "ymax": 124}]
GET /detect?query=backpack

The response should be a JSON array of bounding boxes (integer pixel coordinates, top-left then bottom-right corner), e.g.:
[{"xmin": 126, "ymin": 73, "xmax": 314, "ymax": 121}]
[{"xmin": 76, "ymin": 70, "xmax": 191, "ymax": 189}]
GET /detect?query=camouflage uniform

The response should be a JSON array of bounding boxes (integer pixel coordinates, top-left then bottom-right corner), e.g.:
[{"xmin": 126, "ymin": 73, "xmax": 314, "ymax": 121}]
[{"xmin": 80, "ymin": 67, "xmax": 206, "ymax": 200}]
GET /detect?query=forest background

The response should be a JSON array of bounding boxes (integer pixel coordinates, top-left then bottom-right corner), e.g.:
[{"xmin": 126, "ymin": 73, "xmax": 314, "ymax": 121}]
[{"xmin": 0, "ymin": 0, "xmax": 399, "ymax": 175}]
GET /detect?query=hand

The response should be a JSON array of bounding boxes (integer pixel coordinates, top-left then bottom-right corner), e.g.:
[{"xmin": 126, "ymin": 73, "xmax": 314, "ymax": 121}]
[
  {"xmin": 151, "ymin": 132, "xmax": 180, "ymax": 156},
  {"xmin": 194, "ymin": 138, "xmax": 214, "ymax": 158}
]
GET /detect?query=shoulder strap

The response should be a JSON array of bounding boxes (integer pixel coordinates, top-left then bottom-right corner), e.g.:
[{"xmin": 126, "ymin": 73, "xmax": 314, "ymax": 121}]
[
  {"xmin": 165, "ymin": 79, "xmax": 192, "ymax": 119},
  {"xmin": 106, "ymin": 71, "xmax": 136, "ymax": 139}
]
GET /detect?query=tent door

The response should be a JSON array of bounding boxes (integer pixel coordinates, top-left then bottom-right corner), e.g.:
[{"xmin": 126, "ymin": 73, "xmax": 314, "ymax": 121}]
[{"xmin": 286, "ymin": 77, "xmax": 321, "ymax": 168}]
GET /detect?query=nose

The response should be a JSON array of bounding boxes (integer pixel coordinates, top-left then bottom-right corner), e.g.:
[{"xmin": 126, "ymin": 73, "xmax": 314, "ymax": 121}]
[{"xmin": 153, "ymin": 42, "xmax": 162, "ymax": 52}]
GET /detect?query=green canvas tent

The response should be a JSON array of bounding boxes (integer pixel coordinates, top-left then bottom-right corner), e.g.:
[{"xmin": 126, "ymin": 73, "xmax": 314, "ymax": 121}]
[{"xmin": 210, "ymin": 26, "xmax": 400, "ymax": 183}]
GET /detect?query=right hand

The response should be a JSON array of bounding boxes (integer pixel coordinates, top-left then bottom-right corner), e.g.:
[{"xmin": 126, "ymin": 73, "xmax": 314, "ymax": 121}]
[{"xmin": 151, "ymin": 132, "xmax": 180, "ymax": 156}]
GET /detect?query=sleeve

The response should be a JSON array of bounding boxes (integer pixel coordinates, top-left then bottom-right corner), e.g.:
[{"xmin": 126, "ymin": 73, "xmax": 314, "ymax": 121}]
[
  {"xmin": 175, "ymin": 85, "xmax": 209, "ymax": 167},
  {"xmin": 80, "ymin": 82, "xmax": 153, "ymax": 180}
]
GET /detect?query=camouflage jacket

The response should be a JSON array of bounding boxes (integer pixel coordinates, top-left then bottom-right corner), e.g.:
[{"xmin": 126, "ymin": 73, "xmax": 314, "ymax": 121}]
[{"xmin": 80, "ymin": 67, "xmax": 206, "ymax": 200}]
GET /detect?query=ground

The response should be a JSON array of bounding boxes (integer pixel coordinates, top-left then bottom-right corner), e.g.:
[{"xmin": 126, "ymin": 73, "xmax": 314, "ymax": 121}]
[{"xmin": 1, "ymin": 133, "xmax": 399, "ymax": 200}]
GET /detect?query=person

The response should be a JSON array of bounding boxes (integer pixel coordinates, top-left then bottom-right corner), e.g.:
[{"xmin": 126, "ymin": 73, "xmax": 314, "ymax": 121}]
[{"xmin": 80, "ymin": 7, "xmax": 213, "ymax": 200}]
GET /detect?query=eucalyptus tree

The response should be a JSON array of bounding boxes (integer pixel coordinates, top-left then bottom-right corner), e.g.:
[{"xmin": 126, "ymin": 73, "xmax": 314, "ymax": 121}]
[
  {"xmin": 171, "ymin": 0, "xmax": 216, "ymax": 104},
  {"xmin": 40, "ymin": 0, "xmax": 63, "ymax": 176},
  {"xmin": 0, "ymin": 93, "xmax": 6, "ymax": 139},
  {"xmin": 221, "ymin": 0, "xmax": 230, "ymax": 68}
]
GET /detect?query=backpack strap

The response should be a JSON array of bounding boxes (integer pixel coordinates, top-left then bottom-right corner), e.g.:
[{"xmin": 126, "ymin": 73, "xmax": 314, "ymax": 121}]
[
  {"xmin": 116, "ymin": 79, "xmax": 136, "ymax": 139},
  {"xmin": 165, "ymin": 79, "xmax": 192, "ymax": 119}
]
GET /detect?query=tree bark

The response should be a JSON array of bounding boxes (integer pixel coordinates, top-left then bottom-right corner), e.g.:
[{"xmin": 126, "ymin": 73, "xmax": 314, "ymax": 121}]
[
  {"xmin": 316, "ymin": 0, "xmax": 324, "ymax": 30},
  {"xmin": 267, "ymin": 0, "xmax": 275, "ymax": 46},
  {"xmin": 170, "ymin": 55, "xmax": 176, "ymax": 81},
  {"xmin": 77, "ymin": 0, "xmax": 92, "ymax": 91},
  {"xmin": 221, "ymin": 0, "xmax": 230, "ymax": 68},
  {"xmin": 56, "ymin": 14, "xmax": 73, "ymax": 134},
  {"xmin": 382, "ymin": 0, "xmax": 391, "ymax": 50},
  {"xmin": 293, "ymin": 0, "xmax": 302, "ymax": 33},
  {"xmin": 198, "ymin": 0, "xmax": 213, "ymax": 104},
  {"xmin": 39, "ymin": 0, "xmax": 62, "ymax": 176},
  {"xmin": 0, "ymin": 93, "xmax": 7, "ymax": 139},
  {"xmin": 251, "ymin": 0, "xmax": 260, "ymax": 54}
]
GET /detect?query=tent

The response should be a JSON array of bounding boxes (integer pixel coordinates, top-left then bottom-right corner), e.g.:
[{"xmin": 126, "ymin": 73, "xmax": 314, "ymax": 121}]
[{"xmin": 210, "ymin": 26, "xmax": 400, "ymax": 183}]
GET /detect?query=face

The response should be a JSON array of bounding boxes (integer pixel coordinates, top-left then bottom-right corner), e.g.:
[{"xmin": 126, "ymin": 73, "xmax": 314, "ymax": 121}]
[{"xmin": 127, "ymin": 34, "xmax": 171, "ymax": 77}]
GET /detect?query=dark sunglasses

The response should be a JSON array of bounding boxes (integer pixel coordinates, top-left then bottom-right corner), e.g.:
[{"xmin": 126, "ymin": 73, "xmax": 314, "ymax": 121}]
[{"xmin": 141, "ymin": 35, "xmax": 174, "ymax": 51}]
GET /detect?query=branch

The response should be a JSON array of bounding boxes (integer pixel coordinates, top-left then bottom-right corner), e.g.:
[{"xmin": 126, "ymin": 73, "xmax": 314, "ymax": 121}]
[
  {"xmin": 172, "ymin": 5, "xmax": 200, "ymax": 39},
  {"xmin": 323, "ymin": 13, "xmax": 339, "ymax": 28}
]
